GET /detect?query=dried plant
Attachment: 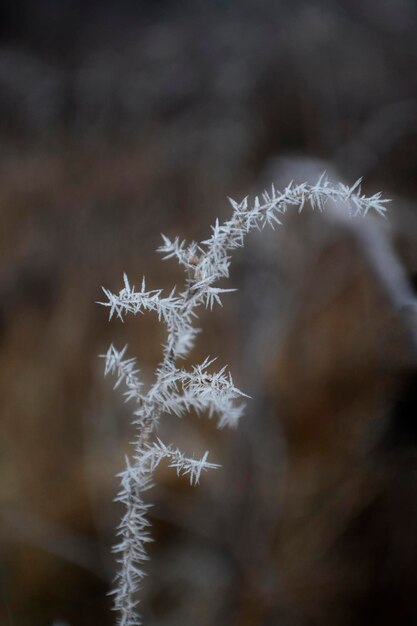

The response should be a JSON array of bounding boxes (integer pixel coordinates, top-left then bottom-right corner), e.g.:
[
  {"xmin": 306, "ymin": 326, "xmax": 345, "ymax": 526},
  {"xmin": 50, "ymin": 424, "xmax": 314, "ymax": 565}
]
[{"xmin": 100, "ymin": 175, "xmax": 389, "ymax": 625}]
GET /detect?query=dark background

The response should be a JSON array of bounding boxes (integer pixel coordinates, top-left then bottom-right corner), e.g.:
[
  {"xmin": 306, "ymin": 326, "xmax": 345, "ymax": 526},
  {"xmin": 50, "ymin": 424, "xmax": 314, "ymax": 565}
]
[{"xmin": 1, "ymin": 1, "xmax": 417, "ymax": 625}]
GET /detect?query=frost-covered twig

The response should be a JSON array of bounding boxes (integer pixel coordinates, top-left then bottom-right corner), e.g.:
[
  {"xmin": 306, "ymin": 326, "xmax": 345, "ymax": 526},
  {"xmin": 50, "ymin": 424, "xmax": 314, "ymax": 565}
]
[{"xmin": 100, "ymin": 175, "xmax": 389, "ymax": 625}]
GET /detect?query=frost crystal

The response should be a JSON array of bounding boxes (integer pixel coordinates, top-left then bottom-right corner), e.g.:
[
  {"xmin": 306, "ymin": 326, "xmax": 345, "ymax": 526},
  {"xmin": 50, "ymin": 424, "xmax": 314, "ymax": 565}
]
[{"xmin": 100, "ymin": 175, "xmax": 389, "ymax": 625}]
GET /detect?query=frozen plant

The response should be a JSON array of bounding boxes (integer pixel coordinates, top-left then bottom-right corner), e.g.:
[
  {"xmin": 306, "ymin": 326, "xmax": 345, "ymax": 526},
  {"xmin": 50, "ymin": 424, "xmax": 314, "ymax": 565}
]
[{"xmin": 100, "ymin": 175, "xmax": 389, "ymax": 625}]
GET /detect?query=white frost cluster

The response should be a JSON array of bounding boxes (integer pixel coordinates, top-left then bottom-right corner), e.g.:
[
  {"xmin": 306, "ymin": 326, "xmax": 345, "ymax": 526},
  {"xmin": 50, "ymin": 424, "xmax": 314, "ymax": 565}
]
[{"xmin": 100, "ymin": 175, "xmax": 389, "ymax": 625}]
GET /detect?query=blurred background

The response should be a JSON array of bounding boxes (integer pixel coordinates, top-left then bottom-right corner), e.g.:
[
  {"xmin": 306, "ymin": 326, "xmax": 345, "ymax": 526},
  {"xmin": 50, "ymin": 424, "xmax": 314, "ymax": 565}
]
[{"xmin": 1, "ymin": 1, "xmax": 417, "ymax": 625}]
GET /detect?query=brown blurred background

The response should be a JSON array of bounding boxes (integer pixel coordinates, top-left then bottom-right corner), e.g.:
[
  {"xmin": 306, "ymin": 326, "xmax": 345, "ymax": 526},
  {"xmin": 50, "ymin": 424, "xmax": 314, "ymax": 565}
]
[{"xmin": 1, "ymin": 1, "xmax": 417, "ymax": 625}]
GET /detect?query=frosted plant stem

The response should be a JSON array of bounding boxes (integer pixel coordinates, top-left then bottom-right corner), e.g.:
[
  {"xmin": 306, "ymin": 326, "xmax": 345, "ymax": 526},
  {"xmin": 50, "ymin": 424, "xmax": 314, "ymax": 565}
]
[{"xmin": 100, "ymin": 174, "xmax": 389, "ymax": 625}]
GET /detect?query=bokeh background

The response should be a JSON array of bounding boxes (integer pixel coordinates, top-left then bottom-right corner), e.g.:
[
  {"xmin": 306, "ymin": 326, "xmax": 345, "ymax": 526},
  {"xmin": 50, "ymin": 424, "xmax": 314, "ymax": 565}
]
[{"xmin": 1, "ymin": 1, "xmax": 417, "ymax": 625}]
